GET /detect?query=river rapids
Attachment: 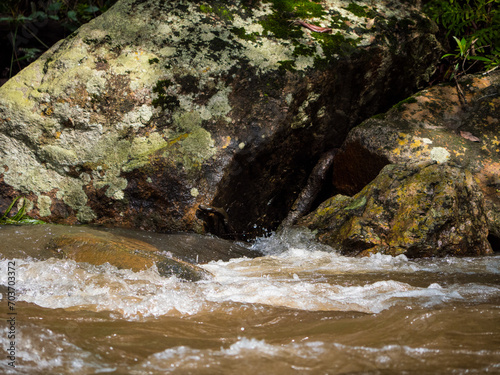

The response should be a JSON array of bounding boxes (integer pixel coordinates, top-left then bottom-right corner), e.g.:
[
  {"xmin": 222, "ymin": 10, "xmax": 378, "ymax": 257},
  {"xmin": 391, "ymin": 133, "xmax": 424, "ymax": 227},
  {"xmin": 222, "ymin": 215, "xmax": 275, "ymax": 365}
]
[{"xmin": 0, "ymin": 226, "xmax": 499, "ymax": 374}]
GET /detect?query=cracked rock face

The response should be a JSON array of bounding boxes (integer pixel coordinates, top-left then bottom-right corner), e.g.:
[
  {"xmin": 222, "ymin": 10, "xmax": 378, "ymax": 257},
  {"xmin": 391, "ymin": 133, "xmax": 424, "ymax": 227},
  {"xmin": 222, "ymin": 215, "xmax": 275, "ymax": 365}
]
[{"xmin": 0, "ymin": 0, "xmax": 440, "ymax": 237}]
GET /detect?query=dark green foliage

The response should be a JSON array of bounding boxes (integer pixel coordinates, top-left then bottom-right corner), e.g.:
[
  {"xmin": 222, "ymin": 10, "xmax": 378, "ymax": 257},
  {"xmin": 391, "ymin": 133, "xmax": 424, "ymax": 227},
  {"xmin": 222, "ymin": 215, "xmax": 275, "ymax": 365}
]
[
  {"xmin": 266, "ymin": 0, "xmax": 325, "ymax": 18},
  {"xmin": 258, "ymin": 0, "xmax": 357, "ymax": 70},
  {"xmin": 278, "ymin": 59, "xmax": 296, "ymax": 71},
  {"xmin": 392, "ymin": 96, "xmax": 418, "ymax": 111},
  {"xmin": 0, "ymin": 197, "xmax": 45, "ymax": 225},
  {"xmin": 260, "ymin": 0, "xmax": 325, "ymax": 38},
  {"xmin": 424, "ymin": 0, "xmax": 500, "ymax": 73},
  {"xmin": 0, "ymin": 0, "xmax": 117, "ymax": 82}
]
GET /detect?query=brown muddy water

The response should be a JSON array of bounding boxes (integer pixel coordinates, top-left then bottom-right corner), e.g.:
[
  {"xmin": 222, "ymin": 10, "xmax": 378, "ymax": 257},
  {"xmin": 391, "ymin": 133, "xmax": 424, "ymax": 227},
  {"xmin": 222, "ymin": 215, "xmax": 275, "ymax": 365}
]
[{"xmin": 0, "ymin": 225, "xmax": 499, "ymax": 374}]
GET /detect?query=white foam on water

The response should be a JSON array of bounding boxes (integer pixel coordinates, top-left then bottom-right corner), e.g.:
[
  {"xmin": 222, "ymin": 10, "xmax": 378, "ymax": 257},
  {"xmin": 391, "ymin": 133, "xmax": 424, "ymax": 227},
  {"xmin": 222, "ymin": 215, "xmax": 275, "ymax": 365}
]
[
  {"xmin": 1, "ymin": 228, "xmax": 499, "ymax": 319},
  {"xmin": 199, "ymin": 269, "xmax": 466, "ymax": 313},
  {"xmin": 0, "ymin": 325, "xmax": 111, "ymax": 375},
  {"xmin": 0, "ymin": 258, "xmax": 205, "ymax": 318}
]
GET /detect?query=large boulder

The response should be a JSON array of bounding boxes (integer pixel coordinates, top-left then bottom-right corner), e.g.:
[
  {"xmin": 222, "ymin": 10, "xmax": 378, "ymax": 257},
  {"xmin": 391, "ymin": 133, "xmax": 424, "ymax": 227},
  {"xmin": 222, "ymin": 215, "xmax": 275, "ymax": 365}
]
[
  {"xmin": 298, "ymin": 162, "xmax": 492, "ymax": 257},
  {"xmin": 331, "ymin": 71, "xmax": 500, "ymax": 242},
  {"xmin": 0, "ymin": 0, "xmax": 441, "ymax": 238}
]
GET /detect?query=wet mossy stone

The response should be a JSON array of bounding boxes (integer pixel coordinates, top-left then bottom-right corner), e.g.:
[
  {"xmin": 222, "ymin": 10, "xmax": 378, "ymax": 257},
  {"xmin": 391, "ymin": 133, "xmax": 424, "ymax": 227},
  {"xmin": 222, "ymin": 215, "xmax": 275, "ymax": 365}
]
[
  {"xmin": 47, "ymin": 231, "xmax": 212, "ymax": 281},
  {"xmin": 299, "ymin": 162, "xmax": 492, "ymax": 258},
  {"xmin": 332, "ymin": 71, "xmax": 500, "ymax": 240}
]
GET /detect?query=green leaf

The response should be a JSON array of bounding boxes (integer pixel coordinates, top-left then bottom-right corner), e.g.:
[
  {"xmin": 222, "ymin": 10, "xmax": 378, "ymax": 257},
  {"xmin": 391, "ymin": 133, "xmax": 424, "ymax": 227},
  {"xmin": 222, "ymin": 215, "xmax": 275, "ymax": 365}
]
[
  {"xmin": 47, "ymin": 2, "xmax": 62, "ymax": 13},
  {"xmin": 468, "ymin": 55, "xmax": 493, "ymax": 62},
  {"xmin": 18, "ymin": 218, "xmax": 46, "ymax": 225},
  {"xmin": 84, "ymin": 5, "xmax": 100, "ymax": 13},
  {"xmin": 67, "ymin": 10, "xmax": 78, "ymax": 22},
  {"xmin": 31, "ymin": 11, "xmax": 48, "ymax": 20},
  {"xmin": 12, "ymin": 199, "xmax": 26, "ymax": 221},
  {"xmin": 0, "ymin": 197, "xmax": 20, "ymax": 221}
]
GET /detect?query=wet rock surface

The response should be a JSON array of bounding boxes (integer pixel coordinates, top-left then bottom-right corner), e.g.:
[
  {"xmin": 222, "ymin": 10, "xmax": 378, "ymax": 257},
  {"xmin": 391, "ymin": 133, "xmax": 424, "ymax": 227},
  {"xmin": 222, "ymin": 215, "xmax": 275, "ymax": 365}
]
[
  {"xmin": 47, "ymin": 231, "xmax": 212, "ymax": 281},
  {"xmin": 0, "ymin": 0, "xmax": 441, "ymax": 238},
  {"xmin": 99, "ymin": 226, "xmax": 263, "ymax": 263},
  {"xmin": 0, "ymin": 224, "xmax": 261, "ymax": 280},
  {"xmin": 331, "ymin": 71, "xmax": 500, "ymax": 241},
  {"xmin": 298, "ymin": 162, "xmax": 492, "ymax": 257}
]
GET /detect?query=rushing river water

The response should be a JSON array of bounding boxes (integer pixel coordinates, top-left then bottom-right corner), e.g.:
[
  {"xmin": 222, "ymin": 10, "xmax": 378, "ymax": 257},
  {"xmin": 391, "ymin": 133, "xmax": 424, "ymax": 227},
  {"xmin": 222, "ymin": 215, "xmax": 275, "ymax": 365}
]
[{"xmin": 0, "ymin": 225, "xmax": 499, "ymax": 374}]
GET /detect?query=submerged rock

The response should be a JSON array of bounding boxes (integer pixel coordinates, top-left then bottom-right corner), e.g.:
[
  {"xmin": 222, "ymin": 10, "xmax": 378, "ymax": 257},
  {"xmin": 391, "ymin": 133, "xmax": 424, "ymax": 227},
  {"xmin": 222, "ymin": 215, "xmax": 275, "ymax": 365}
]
[
  {"xmin": 0, "ymin": 224, "xmax": 261, "ymax": 280},
  {"xmin": 0, "ymin": 0, "xmax": 441, "ymax": 238},
  {"xmin": 331, "ymin": 71, "xmax": 500, "ymax": 242},
  {"xmin": 100, "ymin": 227, "xmax": 263, "ymax": 263},
  {"xmin": 298, "ymin": 162, "xmax": 492, "ymax": 257},
  {"xmin": 47, "ymin": 230, "xmax": 212, "ymax": 281}
]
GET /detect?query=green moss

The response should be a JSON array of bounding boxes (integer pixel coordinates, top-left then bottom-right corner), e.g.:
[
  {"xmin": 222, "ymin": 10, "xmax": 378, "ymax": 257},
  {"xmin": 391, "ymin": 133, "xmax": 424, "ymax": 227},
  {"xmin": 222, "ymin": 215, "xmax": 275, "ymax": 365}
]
[
  {"xmin": 313, "ymin": 32, "xmax": 358, "ymax": 68},
  {"xmin": 199, "ymin": 3, "xmax": 233, "ymax": 21},
  {"xmin": 260, "ymin": 0, "xmax": 325, "ymax": 39},
  {"xmin": 148, "ymin": 57, "xmax": 159, "ymax": 64},
  {"xmin": 345, "ymin": 195, "xmax": 367, "ymax": 210},
  {"xmin": 231, "ymin": 27, "xmax": 258, "ymax": 42},
  {"xmin": 260, "ymin": 12, "xmax": 302, "ymax": 39},
  {"xmin": 257, "ymin": 0, "xmax": 363, "ymax": 70},
  {"xmin": 268, "ymin": 0, "xmax": 325, "ymax": 18},
  {"xmin": 392, "ymin": 96, "xmax": 418, "ymax": 111},
  {"xmin": 292, "ymin": 42, "xmax": 316, "ymax": 57},
  {"xmin": 278, "ymin": 59, "xmax": 296, "ymax": 71},
  {"xmin": 199, "ymin": 4, "xmax": 211, "ymax": 13},
  {"xmin": 345, "ymin": 3, "xmax": 367, "ymax": 17},
  {"xmin": 371, "ymin": 112, "xmax": 386, "ymax": 120},
  {"xmin": 152, "ymin": 79, "xmax": 180, "ymax": 112},
  {"xmin": 345, "ymin": 3, "xmax": 376, "ymax": 18}
]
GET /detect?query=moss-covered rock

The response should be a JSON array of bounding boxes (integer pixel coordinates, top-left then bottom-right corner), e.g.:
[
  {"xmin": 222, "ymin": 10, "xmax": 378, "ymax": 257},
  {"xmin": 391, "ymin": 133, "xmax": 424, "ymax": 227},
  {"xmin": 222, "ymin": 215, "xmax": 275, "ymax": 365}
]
[
  {"xmin": 299, "ymin": 162, "xmax": 492, "ymax": 257},
  {"xmin": 0, "ymin": 0, "xmax": 441, "ymax": 238},
  {"xmin": 331, "ymin": 71, "xmax": 500, "ymax": 242}
]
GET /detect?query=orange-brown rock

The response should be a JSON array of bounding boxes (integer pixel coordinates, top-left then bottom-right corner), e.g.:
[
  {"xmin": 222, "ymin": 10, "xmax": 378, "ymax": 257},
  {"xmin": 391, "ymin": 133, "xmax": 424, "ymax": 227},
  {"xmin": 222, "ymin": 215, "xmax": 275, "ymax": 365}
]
[
  {"xmin": 48, "ymin": 231, "xmax": 211, "ymax": 281},
  {"xmin": 331, "ymin": 71, "xmax": 500, "ymax": 244}
]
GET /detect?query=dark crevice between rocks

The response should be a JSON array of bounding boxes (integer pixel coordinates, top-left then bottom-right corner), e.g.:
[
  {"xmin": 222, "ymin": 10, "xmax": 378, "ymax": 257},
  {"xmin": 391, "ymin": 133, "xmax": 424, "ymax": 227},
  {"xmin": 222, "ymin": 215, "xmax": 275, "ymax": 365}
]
[
  {"xmin": 487, "ymin": 234, "xmax": 500, "ymax": 253},
  {"xmin": 332, "ymin": 140, "xmax": 391, "ymax": 196},
  {"xmin": 208, "ymin": 126, "xmax": 321, "ymax": 240}
]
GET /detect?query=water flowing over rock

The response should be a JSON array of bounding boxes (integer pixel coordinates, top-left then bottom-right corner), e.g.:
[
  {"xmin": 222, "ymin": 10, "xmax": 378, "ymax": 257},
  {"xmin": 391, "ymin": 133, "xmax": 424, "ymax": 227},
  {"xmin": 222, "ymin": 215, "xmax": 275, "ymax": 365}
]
[
  {"xmin": 331, "ymin": 71, "xmax": 500, "ymax": 246},
  {"xmin": 0, "ymin": 224, "xmax": 261, "ymax": 280},
  {"xmin": 298, "ymin": 162, "xmax": 492, "ymax": 257},
  {"xmin": 48, "ymin": 231, "xmax": 212, "ymax": 281},
  {"xmin": 0, "ymin": 0, "xmax": 441, "ymax": 238}
]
